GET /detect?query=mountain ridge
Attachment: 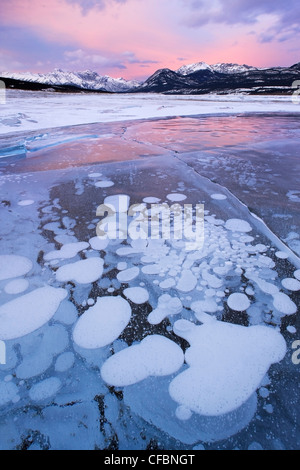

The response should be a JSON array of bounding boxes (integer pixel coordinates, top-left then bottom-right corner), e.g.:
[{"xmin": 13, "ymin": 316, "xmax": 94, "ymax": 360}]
[{"xmin": 1, "ymin": 61, "xmax": 299, "ymax": 95}]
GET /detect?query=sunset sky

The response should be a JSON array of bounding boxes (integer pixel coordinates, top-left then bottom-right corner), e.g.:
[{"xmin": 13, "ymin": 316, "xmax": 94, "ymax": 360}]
[{"xmin": 0, "ymin": 0, "xmax": 299, "ymax": 80}]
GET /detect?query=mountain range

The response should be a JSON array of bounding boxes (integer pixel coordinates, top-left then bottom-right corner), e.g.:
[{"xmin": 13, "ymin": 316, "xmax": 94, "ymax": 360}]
[{"xmin": 1, "ymin": 61, "xmax": 299, "ymax": 95}]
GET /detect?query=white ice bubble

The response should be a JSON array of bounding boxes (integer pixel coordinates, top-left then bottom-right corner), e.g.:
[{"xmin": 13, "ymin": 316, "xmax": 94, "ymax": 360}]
[
  {"xmin": 294, "ymin": 270, "xmax": 300, "ymax": 281},
  {"xmin": 169, "ymin": 320, "xmax": 286, "ymax": 417},
  {"xmin": 4, "ymin": 279, "xmax": 29, "ymax": 295},
  {"xmin": 124, "ymin": 287, "xmax": 149, "ymax": 304},
  {"xmin": 101, "ymin": 335, "xmax": 184, "ymax": 387},
  {"xmin": 117, "ymin": 267, "xmax": 140, "ymax": 283},
  {"xmin": 55, "ymin": 352, "xmax": 75, "ymax": 372},
  {"xmin": 225, "ymin": 219, "xmax": 252, "ymax": 233},
  {"xmin": 143, "ymin": 197, "xmax": 161, "ymax": 204},
  {"xmin": 282, "ymin": 278, "xmax": 300, "ymax": 291},
  {"xmin": 0, "ymin": 255, "xmax": 33, "ymax": 281},
  {"xmin": 227, "ymin": 293, "xmax": 250, "ymax": 312},
  {"xmin": 95, "ymin": 181, "xmax": 114, "ymax": 188},
  {"xmin": 89, "ymin": 237, "xmax": 109, "ymax": 251},
  {"xmin": 166, "ymin": 194, "xmax": 187, "ymax": 202},
  {"xmin": 272, "ymin": 293, "xmax": 297, "ymax": 315},
  {"xmin": 210, "ymin": 194, "xmax": 227, "ymax": 201},
  {"xmin": 88, "ymin": 173, "xmax": 102, "ymax": 178},
  {"xmin": 44, "ymin": 242, "xmax": 89, "ymax": 261},
  {"xmin": 17, "ymin": 200, "xmax": 35, "ymax": 206},
  {"xmin": 0, "ymin": 287, "xmax": 67, "ymax": 341},
  {"xmin": 148, "ymin": 294, "xmax": 182, "ymax": 325},
  {"xmin": 73, "ymin": 296, "xmax": 132, "ymax": 349},
  {"xmin": 56, "ymin": 258, "xmax": 104, "ymax": 284},
  {"xmin": 176, "ymin": 270, "xmax": 197, "ymax": 293},
  {"xmin": 175, "ymin": 405, "xmax": 193, "ymax": 421},
  {"xmin": 275, "ymin": 251, "xmax": 289, "ymax": 260},
  {"xmin": 29, "ymin": 377, "xmax": 62, "ymax": 402},
  {"xmin": 0, "ymin": 381, "xmax": 19, "ymax": 406}
]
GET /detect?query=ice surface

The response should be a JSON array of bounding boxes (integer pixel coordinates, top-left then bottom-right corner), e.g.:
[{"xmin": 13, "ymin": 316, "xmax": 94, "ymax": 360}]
[
  {"xmin": 73, "ymin": 296, "xmax": 131, "ymax": 349},
  {"xmin": 0, "ymin": 287, "xmax": 67, "ymax": 341},
  {"xmin": 0, "ymin": 105, "xmax": 299, "ymax": 449}
]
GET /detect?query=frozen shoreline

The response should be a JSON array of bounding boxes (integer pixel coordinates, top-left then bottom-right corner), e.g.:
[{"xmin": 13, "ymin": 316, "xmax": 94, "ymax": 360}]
[{"xmin": 1, "ymin": 90, "xmax": 300, "ymax": 136}]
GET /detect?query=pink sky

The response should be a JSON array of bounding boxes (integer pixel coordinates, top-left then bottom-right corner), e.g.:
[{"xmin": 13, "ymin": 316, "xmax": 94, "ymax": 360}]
[{"xmin": 0, "ymin": 0, "xmax": 299, "ymax": 79}]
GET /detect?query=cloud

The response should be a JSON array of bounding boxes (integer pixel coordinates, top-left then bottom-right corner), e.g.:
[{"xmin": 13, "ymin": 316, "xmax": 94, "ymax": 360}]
[
  {"xmin": 64, "ymin": 49, "xmax": 158, "ymax": 71},
  {"xmin": 122, "ymin": 51, "xmax": 159, "ymax": 65},
  {"xmin": 64, "ymin": 49, "xmax": 127, "ymax": 69},
  {"xmin": 183, "ymin": 0, "xmax": 300, "ymax": 42},
  {"xmin": 65, "ymin": 0, "xmax": 128, "ymax": 15}
]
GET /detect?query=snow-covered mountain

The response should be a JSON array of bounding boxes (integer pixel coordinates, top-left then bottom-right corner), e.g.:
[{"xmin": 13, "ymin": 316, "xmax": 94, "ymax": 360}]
[
  {"xmin": 0, "ymin": 69, "xmax": 141, "ymax": 92},
  {"xmin": 177, "ymin": 62, "xmax": 259, "ymax": 76}
]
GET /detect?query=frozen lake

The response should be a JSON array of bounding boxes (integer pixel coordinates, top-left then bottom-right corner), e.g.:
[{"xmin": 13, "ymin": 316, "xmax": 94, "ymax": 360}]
[{"xmin": 0, "ymin": 92, "xmax": 299, "ymax": 450}]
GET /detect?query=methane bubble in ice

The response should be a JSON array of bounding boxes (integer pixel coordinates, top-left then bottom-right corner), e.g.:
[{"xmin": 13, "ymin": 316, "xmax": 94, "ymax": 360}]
[
  {"xmin": 227, "ymin": 293, "xmax": 251, "ymax": 312},
  {"xmin": 0, "ymin": 287, "xmax": 67, "ymax": 341},
  {"xmin": 0, "ymin": 255, "xmax": 33, "ymax": 281},
  {"xmin": 101, "ymin": 335, "xmax": 184, "ymax": 387},
  {"xmin": 225, "ymin": 219, "xmax": 252, "ymax": 233},
  {"xmin": 56, "ymin": 258, "xmax": 104, "ymax": 284},
  {"xmin": 169, "ymin": 320, "xmax": 286, "ymax": 417},
  {"xmin": 73, "ymin": 296, "xmax": 132, "ymax": 349}
]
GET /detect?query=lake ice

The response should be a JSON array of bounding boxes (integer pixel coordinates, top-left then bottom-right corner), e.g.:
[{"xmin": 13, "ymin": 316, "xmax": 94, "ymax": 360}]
[{"xmin": 0, "ymin": 92, "xmax": 299, "ymax": 450}]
